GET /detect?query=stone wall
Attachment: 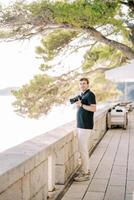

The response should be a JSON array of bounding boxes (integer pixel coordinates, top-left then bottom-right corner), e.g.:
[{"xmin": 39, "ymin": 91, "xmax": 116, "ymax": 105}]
[{"xmin": 0, "ymin": 106, "xmax": 109, "ymax": 200}]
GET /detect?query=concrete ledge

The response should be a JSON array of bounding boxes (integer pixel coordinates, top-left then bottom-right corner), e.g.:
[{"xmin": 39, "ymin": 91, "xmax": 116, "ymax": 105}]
[{"xmin": 0, "ymin": 105, "xmax": 111, "ymax": 200}]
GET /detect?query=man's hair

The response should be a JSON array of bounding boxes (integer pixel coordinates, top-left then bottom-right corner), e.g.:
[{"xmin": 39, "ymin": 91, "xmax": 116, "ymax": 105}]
[{"xmin": 79, "ymin": 78, "xmax": 89, "ymax": 84}]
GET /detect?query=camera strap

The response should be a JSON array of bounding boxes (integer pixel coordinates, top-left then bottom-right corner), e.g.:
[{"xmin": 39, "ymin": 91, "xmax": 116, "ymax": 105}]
[{"xmin": 81, "ymin": 89, "xmax": 90, "ymax": 97}]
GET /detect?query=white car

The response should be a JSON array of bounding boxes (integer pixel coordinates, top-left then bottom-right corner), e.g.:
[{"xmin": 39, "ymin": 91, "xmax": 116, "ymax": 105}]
[{"xmin": 107, "ymin": 106, "xmax": 128, "ymax": 129}]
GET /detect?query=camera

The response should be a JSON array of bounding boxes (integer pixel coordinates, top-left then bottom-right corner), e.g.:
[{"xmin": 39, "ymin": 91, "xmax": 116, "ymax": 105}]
[{"xmin": 70, "ymin": 95, "xmax": 82, "ymax": 104}]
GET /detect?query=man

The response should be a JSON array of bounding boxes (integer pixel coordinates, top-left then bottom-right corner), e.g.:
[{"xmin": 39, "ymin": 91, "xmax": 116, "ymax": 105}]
[{"xmin": 74, "ymin": 77, "xmax": 96, "ymax": 182}]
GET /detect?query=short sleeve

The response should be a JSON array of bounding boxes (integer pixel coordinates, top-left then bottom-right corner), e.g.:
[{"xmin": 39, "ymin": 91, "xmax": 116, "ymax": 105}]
[{"xmin": 88, "ymin": 92, "xmax": 96, "ymax": 105}]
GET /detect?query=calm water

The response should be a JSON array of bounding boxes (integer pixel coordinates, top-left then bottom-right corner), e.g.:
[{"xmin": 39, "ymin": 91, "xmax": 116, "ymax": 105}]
[{"xmin": 0, "ymin": 95, "xmax": 76, "ymax": 152}]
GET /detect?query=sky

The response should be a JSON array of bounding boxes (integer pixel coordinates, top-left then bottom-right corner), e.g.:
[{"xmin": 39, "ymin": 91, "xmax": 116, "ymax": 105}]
[
  {"xmin": 0, "ymin": 0, "xmax": 89, "ymax": 93},
  {"xmin": 0, "ymin": 0, "xmax": 13, "ymax": 5},
  {"xmin": 0, "ymin": 34, "xmax": 87, "ymax": 89},
  {"xmin": 0, "ymin": 1, "xmax": 41, "ymax": 89},
  {"xmin": 0, "ymin": 0, "xmax": 85, "ymax": 88},
  {"xmin": 0, "ymin": 36, "xmax": 41, "ymax": 89},
  {"xmin": 0, "ymin": 0, "xmax": 34, "ymax": 6}
]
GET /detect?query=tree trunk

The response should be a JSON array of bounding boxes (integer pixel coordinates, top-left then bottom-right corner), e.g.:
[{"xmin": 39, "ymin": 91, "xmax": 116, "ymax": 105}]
[{"xmin": 84, "ymin": 26, "xmax": 134, "ymax": 60}]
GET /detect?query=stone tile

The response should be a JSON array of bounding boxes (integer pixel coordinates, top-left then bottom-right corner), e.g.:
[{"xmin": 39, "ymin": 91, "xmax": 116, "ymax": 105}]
[
  {"xmin": 0, "ymin": 180, "xmax": 22, "ymax": 200},
  {"xmin": 22, "ymin": 173, "xmax": 30, "ymax": 200},
  {"xmin": 125, "ymin": 194, "xmax": 133, "ymax": 200},
  {"xmin": 126, "ymin": 181, "xmax": 134, "ymax": 194},
  {"xmin": 66, "ymin": 184, "xmax": 88, "ymax": 193},
  {"xmin": 8, "ymin": 164, "xmax": 24, "ymax": 187},
  {"xmin": 0, "ymin": 172, "xmax": 8, "ymax": 193},
  {"xmin": 73, "ymin": 180, "xmax": 90, "ymax": 186},
  {"xmin": 56, "ymin": 146, "xmax": 66, "ymax": 165},
  {"xmin": 128, "ymin": 156, "xmax": 134, "ymax": 162},
  {"xmin": 30, "ymin": 162, "xmax": 47, "ymax": 198},
  {"xmin": 88, "ymin": 179, "xmax": 108, "ymax": 192},
  {"xmin": 64, "ymin": 186, "xmax": 85, "ymax": 199},
  {"xmin": 112, "ymin": 165, "xmax": 126, "ymax": 175},
  {"xmin": 63, "ymin": 181, "xmax": 89, "ymax": 199},
  {"xmin": 94, "ymin": 168, "xmax": 111, "ymax": 179},
  {"xmin": 109, "ymin": 174, "xmax": 126, "ymax": 186},
  {"xmin": 104, "ymin": 185, "xmax": 125, "ymax": 200},
  {"xmin": 83, "ymin": 192, "xmax": 104, "ymax": 200},
  {"xmin": 42, "ymin": 185, "xmax": 48, "ymax": 200},
  {"xmin": 24, "ymin": 157, "xmax": 35, "ymax": 174},
  {"xmin": 62, "ymin": 197, "xmax": 81, "ymax": 200},
  {"xmin": 128, "ymin": 164, "xmax": 134, "ymax": 170},
  {"xmin": 55, "ymin": 165, "xmax": 65, "ymax": 184},
  {"xmin": 127, "ymin": 170, "xmax": 134, "ymax": 181},
  {"xmin": 0, "ymin": 150, "xmax": 28, "ymax": 175},
  {"xmin": 99, "ymin": 162, "xmax": 112, "ymax": 168},
  {"xmin": 114, "ymin": 158, "xmax": 127, "ymax": 166},
  {"xmin": 63, "ymin": 192, "xmax": 83, "ymax": 199},
  {"xmin": 32, "ymin": 189, "xmax": 43, "ymax": 200}
]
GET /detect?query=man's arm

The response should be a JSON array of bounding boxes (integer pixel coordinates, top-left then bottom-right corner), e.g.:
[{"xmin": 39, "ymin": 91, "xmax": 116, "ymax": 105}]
[
  {"xmin": 82, "ymin": 104, "xmax": 96, "ymax": 112},
  {"xmin": 76, "ymin": 100, "xmax": 96, "ymax": 112}
]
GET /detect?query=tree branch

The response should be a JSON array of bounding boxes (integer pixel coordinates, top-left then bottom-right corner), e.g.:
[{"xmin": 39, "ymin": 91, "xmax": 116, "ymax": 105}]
[
  {"xmin": 83, "ymin": 26, "xmax": 134, "ymax": 59},
  {"xmin": 120, "ymin": 0, "xmax": 134, "ymax": 11}
]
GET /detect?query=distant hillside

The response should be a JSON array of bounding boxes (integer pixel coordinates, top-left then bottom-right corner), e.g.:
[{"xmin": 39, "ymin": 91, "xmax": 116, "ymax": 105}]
[{"xmin": 0, "ymin": 87, "xmax": 19, "ymax": 96}]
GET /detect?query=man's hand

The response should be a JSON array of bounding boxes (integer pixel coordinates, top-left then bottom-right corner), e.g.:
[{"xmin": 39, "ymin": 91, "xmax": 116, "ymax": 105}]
[
  {"xmin": 75, "ymin": 99, "xmax": 82, "ymax": 108},
  {"xmin": 76, "ymin": 100, "xmax": 96, "ymax": 112}
]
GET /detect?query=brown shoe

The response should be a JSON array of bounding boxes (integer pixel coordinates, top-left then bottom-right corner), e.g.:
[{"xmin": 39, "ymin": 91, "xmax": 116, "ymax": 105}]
[
  {"xmin": 74, "ymin": 171, "xmax": 90, "ymax": 182},
  {"xmin": 74, "ymin": 169, "xmax": 90, "ymax": 177}
]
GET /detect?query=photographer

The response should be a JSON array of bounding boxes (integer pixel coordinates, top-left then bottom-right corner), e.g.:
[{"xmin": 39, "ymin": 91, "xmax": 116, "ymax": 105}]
[{"xmin": 72, "ymin": 78, "xmax": 96, "ymax": 182}]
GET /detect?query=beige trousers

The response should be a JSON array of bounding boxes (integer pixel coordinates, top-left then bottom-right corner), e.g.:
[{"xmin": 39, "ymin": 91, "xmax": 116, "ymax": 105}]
[{"xmin": 77, "ymin": 128, "xmax": 92, "ymax": 173}]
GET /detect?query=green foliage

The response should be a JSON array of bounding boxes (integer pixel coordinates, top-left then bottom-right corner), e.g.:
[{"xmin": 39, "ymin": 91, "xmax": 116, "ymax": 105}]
[
  {"xmin": 12, "ymin": 73, "xmax": 76, "ymax": 118},
  {"xmin": 82, "ymin": 44, "xmax": 127, "ymax": 70},
  {"xmin": 1, "ymin": 1, "xmax": 27, "ymax": 22},
  {"xmin": 35, "ymin": 29, "xmax": 77, "ymax": 64},
  {"xmin": 27, "ymin": 0, "xmax": 122, "ymax": 28},
  {"xmin": 0, "ymin": 31, "xmax": 9, "ymax": 38},
  {"xmin": 12, "ymin": 74, "xmax": 55, "ymax": 118},
  {"xmin": 53, "ymin": 0, "xmax": 120, "ymax": 27},
  {"xmin": 26, "ymin": 0, "xmax": 54, "ymax": 22},
  {"xmin": 0, "ymin": 29, "xmax": 20, "ymax": 39}
]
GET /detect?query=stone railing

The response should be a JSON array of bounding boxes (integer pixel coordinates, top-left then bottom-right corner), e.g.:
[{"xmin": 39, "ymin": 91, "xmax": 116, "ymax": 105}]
[{"xmin": 0, "ymin": 106, "xmax": 110, "ymax": 200}]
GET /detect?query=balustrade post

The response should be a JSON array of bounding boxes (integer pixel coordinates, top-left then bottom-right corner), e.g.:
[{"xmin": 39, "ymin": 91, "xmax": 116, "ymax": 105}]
[{"xmin": 48, "ymin": 153, "xmax": 56, "ymax": 192}]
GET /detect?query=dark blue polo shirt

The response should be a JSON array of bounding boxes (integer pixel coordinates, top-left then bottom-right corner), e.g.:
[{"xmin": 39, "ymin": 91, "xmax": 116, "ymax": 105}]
[{"xmin": 77, "ymin": 89, "xmax": 96, "ymax": 129}]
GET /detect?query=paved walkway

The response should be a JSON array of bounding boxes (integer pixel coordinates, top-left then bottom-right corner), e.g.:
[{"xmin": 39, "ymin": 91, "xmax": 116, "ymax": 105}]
[{"xmin": 61, "ymin": 111, "xmax": 134, "ymax": 200}]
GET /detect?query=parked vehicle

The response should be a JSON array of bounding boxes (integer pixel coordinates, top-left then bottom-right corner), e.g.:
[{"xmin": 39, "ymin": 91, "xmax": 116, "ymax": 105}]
[{"xmin": 107, "ymin": 105, "xmax": 128, "ymax": 129}]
